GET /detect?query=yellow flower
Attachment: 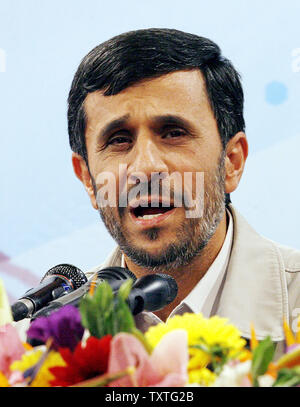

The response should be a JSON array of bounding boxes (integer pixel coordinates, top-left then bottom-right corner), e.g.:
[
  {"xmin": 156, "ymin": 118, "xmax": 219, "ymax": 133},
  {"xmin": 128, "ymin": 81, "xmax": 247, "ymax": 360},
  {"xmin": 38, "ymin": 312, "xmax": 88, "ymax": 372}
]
[
  {"xmin": 146, "ymin": 313, "xmax": 246, "ymax": 352},
  {"xmin": 145, "ymin": 313, "xmax": 246, "ymax": 385},
  {"xmin": 31, "ymin": 352, "xmax": 66, "ymax": 387},
  {"xmin": 274, "ymin": 317, "xmax": 300, "ymax": 370},
  {"xmin": 0, "ymin": 372, "xmax": 9, "ymax": 387},
  {"xmin": 188, "ymin": 367, "xmax": 216, "ymax": 386},
  {"xmin": 10, "ymin": 349, "xmax": 65, "ymax": 387},
  {"xmin": 10, "ymin": 348, "xmax": 43, "ymax": 372},
  {"xmin": 283, "ymin": 319, "xmax": 297, "ymax": 347}
]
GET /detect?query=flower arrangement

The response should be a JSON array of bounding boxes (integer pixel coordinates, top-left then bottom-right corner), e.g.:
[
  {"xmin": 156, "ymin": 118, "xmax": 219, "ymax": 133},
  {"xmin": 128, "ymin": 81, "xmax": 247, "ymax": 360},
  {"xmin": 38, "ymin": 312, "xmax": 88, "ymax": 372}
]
[{"xmin": 0, "ymin": 276, "xmax": 299, "ymax": 387}]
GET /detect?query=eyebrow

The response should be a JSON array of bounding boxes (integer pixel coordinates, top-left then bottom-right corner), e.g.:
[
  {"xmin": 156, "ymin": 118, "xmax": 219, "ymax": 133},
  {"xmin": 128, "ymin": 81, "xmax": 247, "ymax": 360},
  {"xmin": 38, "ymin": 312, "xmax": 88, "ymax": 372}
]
[
  {"xmin": 151, "ymin": 114, "xmax": 196, "ymax": 134},
  {"xmin": 97, "ymin": 113, "xmax": 197, "ymax": 142},
  {"xmin": 97, "ymin": 114, "xmax": 130, "ymax": 142}
]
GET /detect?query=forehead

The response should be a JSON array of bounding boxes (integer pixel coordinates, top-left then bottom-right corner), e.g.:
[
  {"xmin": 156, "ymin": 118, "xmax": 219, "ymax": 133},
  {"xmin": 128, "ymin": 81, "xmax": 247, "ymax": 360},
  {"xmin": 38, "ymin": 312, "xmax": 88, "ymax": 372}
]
[{"xmin": 84, "ymin": 70, "xmax": 214, "ymax": 129}]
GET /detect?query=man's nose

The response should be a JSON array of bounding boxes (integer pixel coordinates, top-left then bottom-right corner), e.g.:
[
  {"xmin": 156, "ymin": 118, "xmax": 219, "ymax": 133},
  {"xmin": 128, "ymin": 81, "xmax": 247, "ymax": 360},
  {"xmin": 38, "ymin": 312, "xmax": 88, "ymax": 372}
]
[{"xmin": 127, "ymin": 136, "xmax": 168, "ymax": 183}]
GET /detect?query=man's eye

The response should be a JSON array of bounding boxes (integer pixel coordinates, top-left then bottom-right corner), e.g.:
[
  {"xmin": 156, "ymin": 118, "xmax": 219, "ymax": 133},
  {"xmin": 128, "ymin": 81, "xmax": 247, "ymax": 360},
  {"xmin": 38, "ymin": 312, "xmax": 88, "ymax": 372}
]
[
  {"xmin": 163, "ymin": 129, "xmax": 186, "ymax": 138},
  {"xmin": 107, "ymin": 135, "xmax": 132, "ymax": 145}
]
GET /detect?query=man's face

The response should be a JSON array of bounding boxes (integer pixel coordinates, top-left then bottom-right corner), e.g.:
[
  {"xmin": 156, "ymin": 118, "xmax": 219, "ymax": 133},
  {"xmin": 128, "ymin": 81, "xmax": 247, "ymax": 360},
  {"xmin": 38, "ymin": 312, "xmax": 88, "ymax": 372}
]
[{"xmin": 82, "ymin": 70, "xmax": 226, "ymax": 272}]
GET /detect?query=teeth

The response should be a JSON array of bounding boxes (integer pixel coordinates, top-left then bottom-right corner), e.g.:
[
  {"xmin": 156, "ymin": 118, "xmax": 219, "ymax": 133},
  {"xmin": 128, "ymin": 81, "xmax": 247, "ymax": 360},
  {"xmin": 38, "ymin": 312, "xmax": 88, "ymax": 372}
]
[{"xmin": 137, "ymin": 213, "xmax": 163, "ymax": 219}]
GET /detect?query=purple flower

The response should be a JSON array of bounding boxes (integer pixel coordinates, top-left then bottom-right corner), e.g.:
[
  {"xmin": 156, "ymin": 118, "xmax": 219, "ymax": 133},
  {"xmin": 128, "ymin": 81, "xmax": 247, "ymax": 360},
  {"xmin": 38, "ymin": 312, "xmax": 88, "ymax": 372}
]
[{"xmin": 27, "ymin": 305, "xmax": 84, "ymax": 351}]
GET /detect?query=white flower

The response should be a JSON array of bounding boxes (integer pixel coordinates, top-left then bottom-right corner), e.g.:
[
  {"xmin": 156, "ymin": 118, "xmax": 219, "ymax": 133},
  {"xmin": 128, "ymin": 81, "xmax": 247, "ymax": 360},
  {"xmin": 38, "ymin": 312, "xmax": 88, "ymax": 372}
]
[
  {"xmin": 212, "ymin": 361, "xmax": 251, "ymax": 387},
  {"xmin": 258, "ymin": 374, "xmax": 275, "ymax": 387}
]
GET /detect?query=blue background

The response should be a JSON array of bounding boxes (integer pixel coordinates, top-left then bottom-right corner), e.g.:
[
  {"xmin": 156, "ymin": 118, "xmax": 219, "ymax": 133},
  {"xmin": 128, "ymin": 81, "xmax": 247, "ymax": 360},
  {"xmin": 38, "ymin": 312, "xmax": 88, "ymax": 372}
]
[{"xmin": 0, "ymin": 0, "xmax": 299, "ymax": 301}]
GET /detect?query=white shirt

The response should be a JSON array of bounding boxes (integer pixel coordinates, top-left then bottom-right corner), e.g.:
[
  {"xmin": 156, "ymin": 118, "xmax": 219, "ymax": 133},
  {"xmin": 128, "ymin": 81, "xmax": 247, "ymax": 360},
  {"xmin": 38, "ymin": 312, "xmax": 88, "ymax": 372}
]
[{"xmin": 122, "ymin": 209, "xmax": 233, "ymax": 329}]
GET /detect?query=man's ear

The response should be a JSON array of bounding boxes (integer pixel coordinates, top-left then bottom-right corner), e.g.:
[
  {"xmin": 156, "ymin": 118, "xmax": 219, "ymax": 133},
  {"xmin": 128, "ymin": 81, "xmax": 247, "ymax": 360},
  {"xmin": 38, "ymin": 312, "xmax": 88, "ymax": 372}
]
[
  {"xmin": 72, "ymin": 152, "xmax": 98, "ymax": 210},
  {"xmin": 225, "ymin": 132, "xmax": 248, "ymax": 194}
]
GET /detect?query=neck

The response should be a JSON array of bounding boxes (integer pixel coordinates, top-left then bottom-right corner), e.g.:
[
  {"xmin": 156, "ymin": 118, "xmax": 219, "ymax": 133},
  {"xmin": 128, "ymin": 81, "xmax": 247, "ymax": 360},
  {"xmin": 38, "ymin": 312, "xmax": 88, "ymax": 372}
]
[{"xmin": 123, "ymin": 210, "xmax": 228, "ymax": 322}]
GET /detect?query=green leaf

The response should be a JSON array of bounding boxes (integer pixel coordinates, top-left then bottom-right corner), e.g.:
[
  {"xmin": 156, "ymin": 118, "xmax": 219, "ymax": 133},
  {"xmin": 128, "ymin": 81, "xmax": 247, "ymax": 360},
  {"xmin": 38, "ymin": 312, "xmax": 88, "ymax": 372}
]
[
  {"xmin": 251, "ymin": 336, "xmax": 275, "ymax": 387},
  {"xmin": 114, "ymin": 296, "xmax": 135, "ymax": 332},
  {"xmin": 78, "ymin": 278, "xmax": 137, "ymax": 339},
  {"xmin": 95, "ymin": 281, "xmax": 114, "ymax": 309},
  {"xmin": 79, "ymin": 296, "xmax": 99, "ymax": 337},
  {"xmin": 131, "ymin": 327, "xmax": 153, "ymax": 354},
  {"xmin": 272, "ymin": 368, "xmax": 300, "ymax": 387},
  {"xmin": 118, "ymin": 279, "xmax": 133, "ymax": 301}
]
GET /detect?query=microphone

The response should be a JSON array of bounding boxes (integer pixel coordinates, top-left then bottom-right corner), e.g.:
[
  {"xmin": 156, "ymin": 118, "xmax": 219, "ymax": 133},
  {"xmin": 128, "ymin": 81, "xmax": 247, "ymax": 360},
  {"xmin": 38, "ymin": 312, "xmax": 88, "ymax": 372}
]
[
  {"xmin": 31, "ymin": 266, "xmax": 137, "ymax": 319},
  {"xmin": 128, "ymin": 273, "xmax": 178, "ymax": 314},
  {"xmin": 11, "ymin": 264, "xmax": 88, "ymax": 322},
  {"xmin": 32, "ymin": 271, "xmax": 177, "ymax": 320}
]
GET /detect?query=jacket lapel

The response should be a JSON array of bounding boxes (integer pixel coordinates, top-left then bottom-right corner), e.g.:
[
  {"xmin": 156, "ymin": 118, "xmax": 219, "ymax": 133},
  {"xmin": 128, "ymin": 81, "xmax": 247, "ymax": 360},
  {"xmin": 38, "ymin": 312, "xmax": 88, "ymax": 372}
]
[{"xmin": 216, "ymin": 205, "xmax": 289, "ymax": 341}]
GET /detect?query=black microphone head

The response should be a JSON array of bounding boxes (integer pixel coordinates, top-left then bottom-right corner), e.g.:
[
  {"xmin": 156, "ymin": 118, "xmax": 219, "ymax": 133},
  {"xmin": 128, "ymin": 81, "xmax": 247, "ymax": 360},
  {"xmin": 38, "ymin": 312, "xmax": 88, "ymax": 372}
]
[
  {"xmin": 97, "ymin": 266, "xmax": 137, "ymax": 282},
  {"xmin": 156, "ymin": 273, "xmax": 178, "ymax": 304},
  {"xmin": 129, "ymin": 273, "xmax": 178, "ymax": 313},
  {"xmin": 41, "ymin": 264, "xmax": 88, "ymax": 289},
  {"xmin": 95, "ymin": 267, "xmax": 137, "ymax": 292},
  {"xmin": 12, "ymin": 264, "xmax": 88, "ymax": 322}
]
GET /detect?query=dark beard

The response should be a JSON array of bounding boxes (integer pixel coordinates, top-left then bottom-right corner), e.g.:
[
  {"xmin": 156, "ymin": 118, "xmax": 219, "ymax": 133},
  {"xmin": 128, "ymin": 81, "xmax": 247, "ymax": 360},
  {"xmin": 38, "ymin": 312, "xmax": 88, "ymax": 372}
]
[{"xmin": 95, "ymin": 151, "xmax": 226, "ymax": 273}]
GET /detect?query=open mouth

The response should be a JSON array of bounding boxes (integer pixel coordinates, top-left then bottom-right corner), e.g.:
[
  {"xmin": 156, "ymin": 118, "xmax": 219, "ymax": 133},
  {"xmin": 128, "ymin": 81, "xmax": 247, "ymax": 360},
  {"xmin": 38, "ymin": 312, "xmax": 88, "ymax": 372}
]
[
  {"xmin": 129, "ymin": 196, "xmax": 177, "ymax": 229},
  {"xmin": 131, "ymin": 204, "xmax": 175, "ymax": 219}
]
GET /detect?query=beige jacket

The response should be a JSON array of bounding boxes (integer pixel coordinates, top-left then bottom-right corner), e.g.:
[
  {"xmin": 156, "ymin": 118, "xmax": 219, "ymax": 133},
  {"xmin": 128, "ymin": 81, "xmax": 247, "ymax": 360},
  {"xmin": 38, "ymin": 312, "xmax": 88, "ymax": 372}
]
[{"xmin": 87, "ymin": 204, "xmax": 300, "ymax": 358}]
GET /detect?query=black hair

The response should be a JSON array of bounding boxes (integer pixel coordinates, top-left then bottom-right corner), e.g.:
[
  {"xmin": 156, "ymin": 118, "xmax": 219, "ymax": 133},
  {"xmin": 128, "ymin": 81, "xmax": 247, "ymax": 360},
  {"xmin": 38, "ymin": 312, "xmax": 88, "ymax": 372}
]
[{"xmin": 68, "ymin": 28, "xmax": 246, "ymax": 205}]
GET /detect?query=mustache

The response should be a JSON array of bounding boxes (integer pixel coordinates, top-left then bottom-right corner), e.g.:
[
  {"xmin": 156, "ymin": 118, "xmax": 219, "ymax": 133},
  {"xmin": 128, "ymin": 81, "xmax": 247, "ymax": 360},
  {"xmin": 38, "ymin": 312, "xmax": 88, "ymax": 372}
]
[
  {"xmin": 119, "ymin": 181, "xmax": 199, "ymax": 218},
  {"xmin": 119, "ymin": 181, "xmax": 181, "ymax": 217}
]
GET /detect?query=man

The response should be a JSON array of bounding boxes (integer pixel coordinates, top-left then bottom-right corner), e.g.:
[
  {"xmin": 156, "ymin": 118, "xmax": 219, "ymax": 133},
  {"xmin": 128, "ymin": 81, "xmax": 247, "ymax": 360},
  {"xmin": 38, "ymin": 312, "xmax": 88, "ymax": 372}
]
[{"xmin": 69, "ymin": 28, "xmax": 299, "ymax": 356}]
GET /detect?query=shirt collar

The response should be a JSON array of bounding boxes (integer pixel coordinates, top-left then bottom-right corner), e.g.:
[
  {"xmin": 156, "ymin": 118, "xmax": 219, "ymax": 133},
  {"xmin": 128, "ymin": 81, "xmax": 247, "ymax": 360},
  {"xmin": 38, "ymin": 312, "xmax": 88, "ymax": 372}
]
[{"xmin": 168, "ymin": 208, "xmax": 233, "ymax": 319}]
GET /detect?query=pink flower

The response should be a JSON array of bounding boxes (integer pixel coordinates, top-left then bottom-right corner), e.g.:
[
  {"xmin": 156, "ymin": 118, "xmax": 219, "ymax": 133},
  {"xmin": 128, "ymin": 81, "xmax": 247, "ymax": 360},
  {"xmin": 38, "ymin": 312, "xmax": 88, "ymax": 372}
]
[
  {"xmin": 107, "ymin": 329, "xmax": 188, "ymax": 387},
  {"xmin": 0, "ymin": 324, "xmax": 25, "ymax": 377}
]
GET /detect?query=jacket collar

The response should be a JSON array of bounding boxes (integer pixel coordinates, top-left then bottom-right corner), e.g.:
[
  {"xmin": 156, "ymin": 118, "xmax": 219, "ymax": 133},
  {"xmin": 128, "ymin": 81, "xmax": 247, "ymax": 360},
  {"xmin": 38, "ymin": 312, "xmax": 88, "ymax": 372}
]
[{"xmin": 216, "ymin": 204, "xmax": 288, "ymax": 341}]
